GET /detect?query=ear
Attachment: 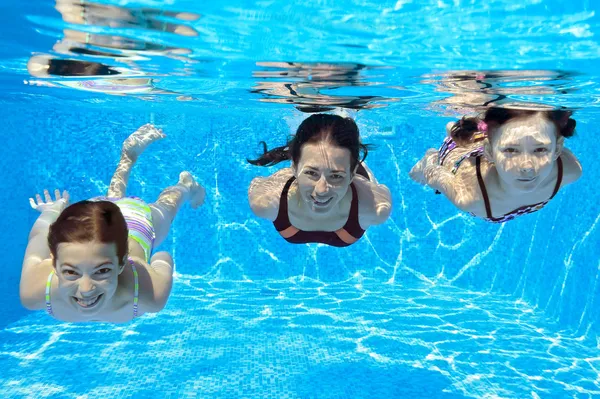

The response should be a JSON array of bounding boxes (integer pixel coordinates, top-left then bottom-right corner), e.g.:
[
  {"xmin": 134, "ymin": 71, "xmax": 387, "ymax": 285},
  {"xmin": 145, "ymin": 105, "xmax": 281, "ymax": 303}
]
[
  {"xmin": 483, "ymin": 139, "xmax": 494, "ymax": 163},
  {"xmin": 445, "ymin": 121, "xmax": 455, "ymax": 137},
  {"xmin": 554, "ymin": 136, "xmax": 564, "ymax": 160},
  {"xmin": 119, "ymin": 256, "xmax": 128, "ymax": 275},
  {"xmin": 351, "ymin": 164, "xmax": 359, "ymax": 179}
]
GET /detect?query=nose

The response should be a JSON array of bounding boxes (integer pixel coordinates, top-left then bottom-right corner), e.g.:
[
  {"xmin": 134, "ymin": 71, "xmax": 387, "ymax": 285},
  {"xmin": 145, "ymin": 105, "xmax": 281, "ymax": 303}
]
[
  {"xmin": 78, "ymin": 276, "xmax": 96, "ymax": 296},
  {"xmin": 519, "ymin": 160, "xmax": 535, "ymax": 177},
  {"xmin": 314, "ymin": 176, "xmax": 329, "ymax": 196}
]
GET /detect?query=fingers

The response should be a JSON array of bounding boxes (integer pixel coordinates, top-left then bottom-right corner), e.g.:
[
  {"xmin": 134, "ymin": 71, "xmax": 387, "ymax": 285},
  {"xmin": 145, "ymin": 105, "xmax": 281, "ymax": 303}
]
[
  {"xmin": 44, "ymin": 189, "xmax": 52, "ymax": 203},
  {"xmin": 54, "ymin": 189, "xmax": 61, "ymax": 201},
  {"xmin": 36, "ymin": 193, "xmax": 43, "ymax": 205},
  {"xmin": 29, "ymin": 197, "xmax": 37, "ymax": 209},
  {"xmin": 63, "ymin": 190, "xmax": 70, "ymax": 202}
]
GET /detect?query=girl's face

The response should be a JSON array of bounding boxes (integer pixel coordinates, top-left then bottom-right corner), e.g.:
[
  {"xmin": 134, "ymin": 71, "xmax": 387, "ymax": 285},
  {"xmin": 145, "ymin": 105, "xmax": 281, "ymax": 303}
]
[
  {"xmin": 489, "ymin": 114, "xmax": 561, "ymax": 193},
  {"xmin": 54, "ymin": 241, "xmax": 124, "ymax": 317},
  {"xmin": 293, "ymin": 141, "xmax": 354, "ymax": 216}
]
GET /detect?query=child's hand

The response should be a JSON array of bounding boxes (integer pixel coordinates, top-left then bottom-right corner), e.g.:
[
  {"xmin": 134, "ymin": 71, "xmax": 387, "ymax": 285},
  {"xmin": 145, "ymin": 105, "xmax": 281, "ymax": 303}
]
[
  {"xmin": 410, "ymin": 149, "xmax": 438, "ymax": 184},
  {"xmin": 29, "ymin": 189, "xmax": 70, "ymax": 213}
]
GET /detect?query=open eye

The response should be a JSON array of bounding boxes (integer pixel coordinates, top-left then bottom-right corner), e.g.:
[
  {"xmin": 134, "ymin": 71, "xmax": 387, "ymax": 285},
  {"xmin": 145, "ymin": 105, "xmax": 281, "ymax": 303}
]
[
  {"xmin": 96, "ymin": 268, "xmax": 112, "ymax": 274},
  {"xmin": 534, "ymin": 148, "xmax": 549, "ymax": 153},
  {"xmin": 304, "ymin": 170, "xmax": 318, "ymax": 177},
  {"xmin": 331, "ymin": 174, "xmax": 344, "ymax": 180},
  {"xmin": 502, "ymin": 148, "xmax": 518, "ymax": 154},
  {"xmin": 62, "ymin": 269, "xmax": 78, "ymax": 277}
]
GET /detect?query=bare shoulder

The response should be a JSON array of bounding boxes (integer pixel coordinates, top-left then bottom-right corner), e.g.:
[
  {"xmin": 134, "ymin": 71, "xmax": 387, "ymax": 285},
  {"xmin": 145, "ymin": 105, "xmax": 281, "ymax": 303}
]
[
  {"xmin": 560, "ymin": 148, "xmax": 582, "ymax": 186},
  {"xmin": 129, "ymin": 254, "xmax": 173, "ymax": 314},
  {"xmin": 248, "ymin": 168, "xmax": 293, "ymax": 221},
  {"xmin": 353, "ymin": 176, "xmax": 392, "ymax": 227},
  {"xmin": 20, "ymin": 258, "xmax": 53, "ymax": 310}
]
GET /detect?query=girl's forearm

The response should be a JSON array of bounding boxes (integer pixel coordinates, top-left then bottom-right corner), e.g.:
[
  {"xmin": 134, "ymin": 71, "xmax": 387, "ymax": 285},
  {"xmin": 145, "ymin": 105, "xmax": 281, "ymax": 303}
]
[
  {"xmin": 29, "ymin": 209, "xmax": 61, "ymax": 240},
  {"xmin": 424, "ymin": 164, "xmax": 459, "ymax": 199}
]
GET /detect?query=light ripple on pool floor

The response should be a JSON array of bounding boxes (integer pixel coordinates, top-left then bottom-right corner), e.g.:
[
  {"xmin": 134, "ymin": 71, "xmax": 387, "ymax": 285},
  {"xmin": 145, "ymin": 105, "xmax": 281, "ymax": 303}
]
[{"xmin": 0, "ymin": 280, "xmax": 599, "ymax": 399}]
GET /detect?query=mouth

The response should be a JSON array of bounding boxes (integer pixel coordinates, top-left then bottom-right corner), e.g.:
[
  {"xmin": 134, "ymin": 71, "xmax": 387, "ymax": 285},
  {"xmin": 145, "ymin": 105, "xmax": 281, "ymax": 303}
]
[
  {"xmin": 517, "ymin": 177, "xmax": 537, "ymax": 182},
  {"xmin": 311, "ymin": 195, "xmax": 333, "ymax": 207},
  {"xmin": 73, "ymin": 294, "xmax": 103, "ymax": 309}
]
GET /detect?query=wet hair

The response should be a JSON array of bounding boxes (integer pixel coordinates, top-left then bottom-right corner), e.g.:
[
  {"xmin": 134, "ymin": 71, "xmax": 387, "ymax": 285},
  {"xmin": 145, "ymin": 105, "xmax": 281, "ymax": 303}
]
[
  {"xmin": 247, "ymin": 114, "xmax": 371, "ymax": 171},
  {"xmin": 48, "ymin": 200, "xmax": 128, "ymax": 266},
  {"xmin": 450, "ymin": 107, "xmax": 576, "ymax": 145},
  {"xmin": 47, "ymin": 59, "xmax": 121, "ymax": 77}
]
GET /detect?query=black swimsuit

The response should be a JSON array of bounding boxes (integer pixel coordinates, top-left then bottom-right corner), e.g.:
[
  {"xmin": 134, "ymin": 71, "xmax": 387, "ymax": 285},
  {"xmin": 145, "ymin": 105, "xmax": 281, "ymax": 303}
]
[{"xmin": 272, "ymin": 165, "xmax": 369, "ymax": 247}]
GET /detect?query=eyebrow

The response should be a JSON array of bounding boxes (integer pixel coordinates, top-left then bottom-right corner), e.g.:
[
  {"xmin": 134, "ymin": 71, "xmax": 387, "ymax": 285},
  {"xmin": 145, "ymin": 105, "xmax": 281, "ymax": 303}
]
[
  {"xmin": 305, "ymin": 166, "xmax": 347, "ymax": 174},
  {"xmin": 501, "ymin": 142, "xmax": 550, "ymax": 147},
  {"xmin": 61, "ymin": 261, "xmax": 113, "ymax": 269}
]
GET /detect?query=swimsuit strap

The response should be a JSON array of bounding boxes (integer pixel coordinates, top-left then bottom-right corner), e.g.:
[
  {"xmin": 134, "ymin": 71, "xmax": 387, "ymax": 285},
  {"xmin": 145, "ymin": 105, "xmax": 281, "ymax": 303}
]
[
  {"xmin": 273, "ymin": 176, "xmax": 296, "ymax": 230},
  {"xmin": 475, "ymin": 157, "xmax": 494, "ymax": 219},
  {"xmin": 45, "ymin": 271, "xmax": 55, "ymax": 316},
  {"xmin": 340, "ymin": 183, "xmax": 364, "ymax": 235},
  {"xmin": 130, "ymin": 258, "xmax": 139, "ymax": 318},
  {"xmin": 549, "ymin": 156, "xmax": 563, "ymax": 199},
  {"xmin": 477, "ymin": 156, "xmax": 564, "ymax": 221}
]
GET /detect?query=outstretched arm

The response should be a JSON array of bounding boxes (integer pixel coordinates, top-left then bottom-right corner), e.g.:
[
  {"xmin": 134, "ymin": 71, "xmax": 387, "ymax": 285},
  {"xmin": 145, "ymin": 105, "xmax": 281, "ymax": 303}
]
[
  {"xmin": 248, "ymin": 168, "xmax": 294, "ymax": 221},
  {"xmin": 21, "ymin": 190, "xmax": 69, "ymax": 309},
  {"xmin": 410, "ymin": 149, "xmax": 471, "ymax": 210}
]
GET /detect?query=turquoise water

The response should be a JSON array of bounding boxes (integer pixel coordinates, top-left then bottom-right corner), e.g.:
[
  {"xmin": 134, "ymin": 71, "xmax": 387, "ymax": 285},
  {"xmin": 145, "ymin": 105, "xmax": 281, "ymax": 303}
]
[{"xmin": 1, "ymin": 0, "xmax": 599, "ymax": 398}]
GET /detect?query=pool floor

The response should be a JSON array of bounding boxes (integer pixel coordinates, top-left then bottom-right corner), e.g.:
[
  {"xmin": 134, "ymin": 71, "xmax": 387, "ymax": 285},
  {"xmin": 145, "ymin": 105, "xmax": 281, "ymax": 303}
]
[{"xmin": 1, "ymin": 278, "xmax": 599, "ymax": 399}]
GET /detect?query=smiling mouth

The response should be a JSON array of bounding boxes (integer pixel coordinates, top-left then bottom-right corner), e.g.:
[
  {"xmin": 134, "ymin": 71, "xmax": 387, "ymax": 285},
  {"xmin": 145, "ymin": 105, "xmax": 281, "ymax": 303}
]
[
  {"xmin": 311, "ymin": 196, "xmax": 333, "ymax": 206},
  {"xmin": 73, "ymin": 294, "xmax": 103, "ymax": 309}
]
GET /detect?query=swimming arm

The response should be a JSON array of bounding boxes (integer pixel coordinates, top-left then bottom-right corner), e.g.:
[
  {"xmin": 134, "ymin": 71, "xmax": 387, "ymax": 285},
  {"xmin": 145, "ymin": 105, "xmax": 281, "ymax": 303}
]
[
  {"xmin": 21, "ymin": 191, "xmax": 69, "ymax": 309},
  {"xmin": 248, "ymin": 168, "xmax": 294, "ymax": 221},
  {"xmin": 353, "ymin": 175, "xmax": 392, "ymax": 226}
]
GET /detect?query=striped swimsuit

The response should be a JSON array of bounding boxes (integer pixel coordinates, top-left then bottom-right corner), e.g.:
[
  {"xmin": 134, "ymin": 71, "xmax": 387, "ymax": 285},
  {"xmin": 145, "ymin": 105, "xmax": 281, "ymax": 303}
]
[{"xmin": 92, "ymin": 196, "xmax": 155, "ymax": 262}]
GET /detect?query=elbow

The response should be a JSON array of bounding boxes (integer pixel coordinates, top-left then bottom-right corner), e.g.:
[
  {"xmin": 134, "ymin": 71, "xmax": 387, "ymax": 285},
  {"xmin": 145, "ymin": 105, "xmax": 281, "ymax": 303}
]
[
  {"xmin": 249, "ymin": 200, "xmax": 276, "ymax": 221},
  {"xmin": 374, "ymin": 203, "xmax": 392, "ymax": 224},
  {"xmin": 19, "ymin": 289, "xmax": 40, "ymax": 311}
]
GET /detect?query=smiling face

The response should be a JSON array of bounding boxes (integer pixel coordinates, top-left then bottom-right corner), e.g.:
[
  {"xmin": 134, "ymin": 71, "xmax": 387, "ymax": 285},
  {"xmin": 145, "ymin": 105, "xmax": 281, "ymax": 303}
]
[
  {"xmin": 54, "ymin": 241, "xmax": 124, "ymax": 316},
  {"xmin": 293, "ymin": 141, "xmax": 354, "ymax": 216},
  {"xmin": 488, "ymin": 114, "xmax": 561, "ymax": 193}
]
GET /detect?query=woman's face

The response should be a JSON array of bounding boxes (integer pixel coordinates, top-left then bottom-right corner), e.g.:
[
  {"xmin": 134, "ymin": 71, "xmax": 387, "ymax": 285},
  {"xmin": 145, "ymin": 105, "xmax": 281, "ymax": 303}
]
[
  {"xmin": 54, "ymin": 241, "xmax": 123, "ymax": 316},
  {"xmin": 294, "ymin": 141, "xmax": 353, "ymax": 216},
  {"xmin": 489, "ymin": 114, "xmax": 560, "ymax": 193}
]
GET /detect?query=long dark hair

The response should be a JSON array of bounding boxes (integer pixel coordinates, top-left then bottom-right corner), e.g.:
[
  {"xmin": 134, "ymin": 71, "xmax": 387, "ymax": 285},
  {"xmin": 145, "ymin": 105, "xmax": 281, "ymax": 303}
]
[
  {"xmin": 48, "ymin": 200, "xmax": 129, "ymax": 266},
  {"xmin": 247, "ymin": 114, "xmax": 371, "ymax": 171},
  {"xmin": 450, "ymin": 107, "xmax": 576, "ymax": 145}
]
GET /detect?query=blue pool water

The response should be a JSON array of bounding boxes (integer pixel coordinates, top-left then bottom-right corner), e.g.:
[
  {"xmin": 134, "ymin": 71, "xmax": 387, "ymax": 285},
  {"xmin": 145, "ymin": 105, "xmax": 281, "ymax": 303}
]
[{"xmin": 1, "ymin": 0, "xmax": 600, "ymax": 398}]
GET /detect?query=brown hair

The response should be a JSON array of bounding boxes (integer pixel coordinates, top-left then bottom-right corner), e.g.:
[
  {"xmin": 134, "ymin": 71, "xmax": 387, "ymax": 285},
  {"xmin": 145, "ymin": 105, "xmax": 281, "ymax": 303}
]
[
  {"xmin": 48, "ymin": 200, "xmax": 128, "ymax": 266},
  {"xmin": 451, "ymin": 107, "xmax": 576, "ymax": 146},
  {"xmin": 247, "ymin": 113, "xmax": 372, "ymax": 171}
]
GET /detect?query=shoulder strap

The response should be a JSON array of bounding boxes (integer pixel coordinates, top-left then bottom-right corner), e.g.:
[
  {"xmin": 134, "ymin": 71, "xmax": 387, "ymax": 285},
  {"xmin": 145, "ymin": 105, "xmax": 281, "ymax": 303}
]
[
  {"xmin": 45, "ymin": 271, "xmax": 55, "ymax": 316},
  {"xmin": 130, "ymin": 259, "xmax": 139, "ymax": 318},
  {"xmin": 549, "ymin": 156, "xmax": 563, "ymax": 199},
  {"xmin": 476, "ymin": 157, "xmax": 493, "ymax": 219},
  {"xmin": 341, "ymin": 183, "xmax": 364, "ymax": 235},
  {"xmin": 273, "ymin": 176, "xmax": 296, "ymax": 230}
]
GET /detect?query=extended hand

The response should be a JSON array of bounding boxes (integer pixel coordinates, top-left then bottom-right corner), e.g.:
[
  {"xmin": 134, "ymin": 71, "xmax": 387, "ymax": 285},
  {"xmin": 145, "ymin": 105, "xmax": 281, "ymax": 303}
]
[{"xmin": 29, "ymin": 189, "xmax": 70, "ymax": 213}]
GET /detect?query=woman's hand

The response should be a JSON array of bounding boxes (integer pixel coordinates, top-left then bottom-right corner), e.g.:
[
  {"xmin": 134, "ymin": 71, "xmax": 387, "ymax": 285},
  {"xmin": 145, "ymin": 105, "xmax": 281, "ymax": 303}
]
[{"xmin": 29, "ymin": 189, "xmax": 70, "ymax": 214}]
